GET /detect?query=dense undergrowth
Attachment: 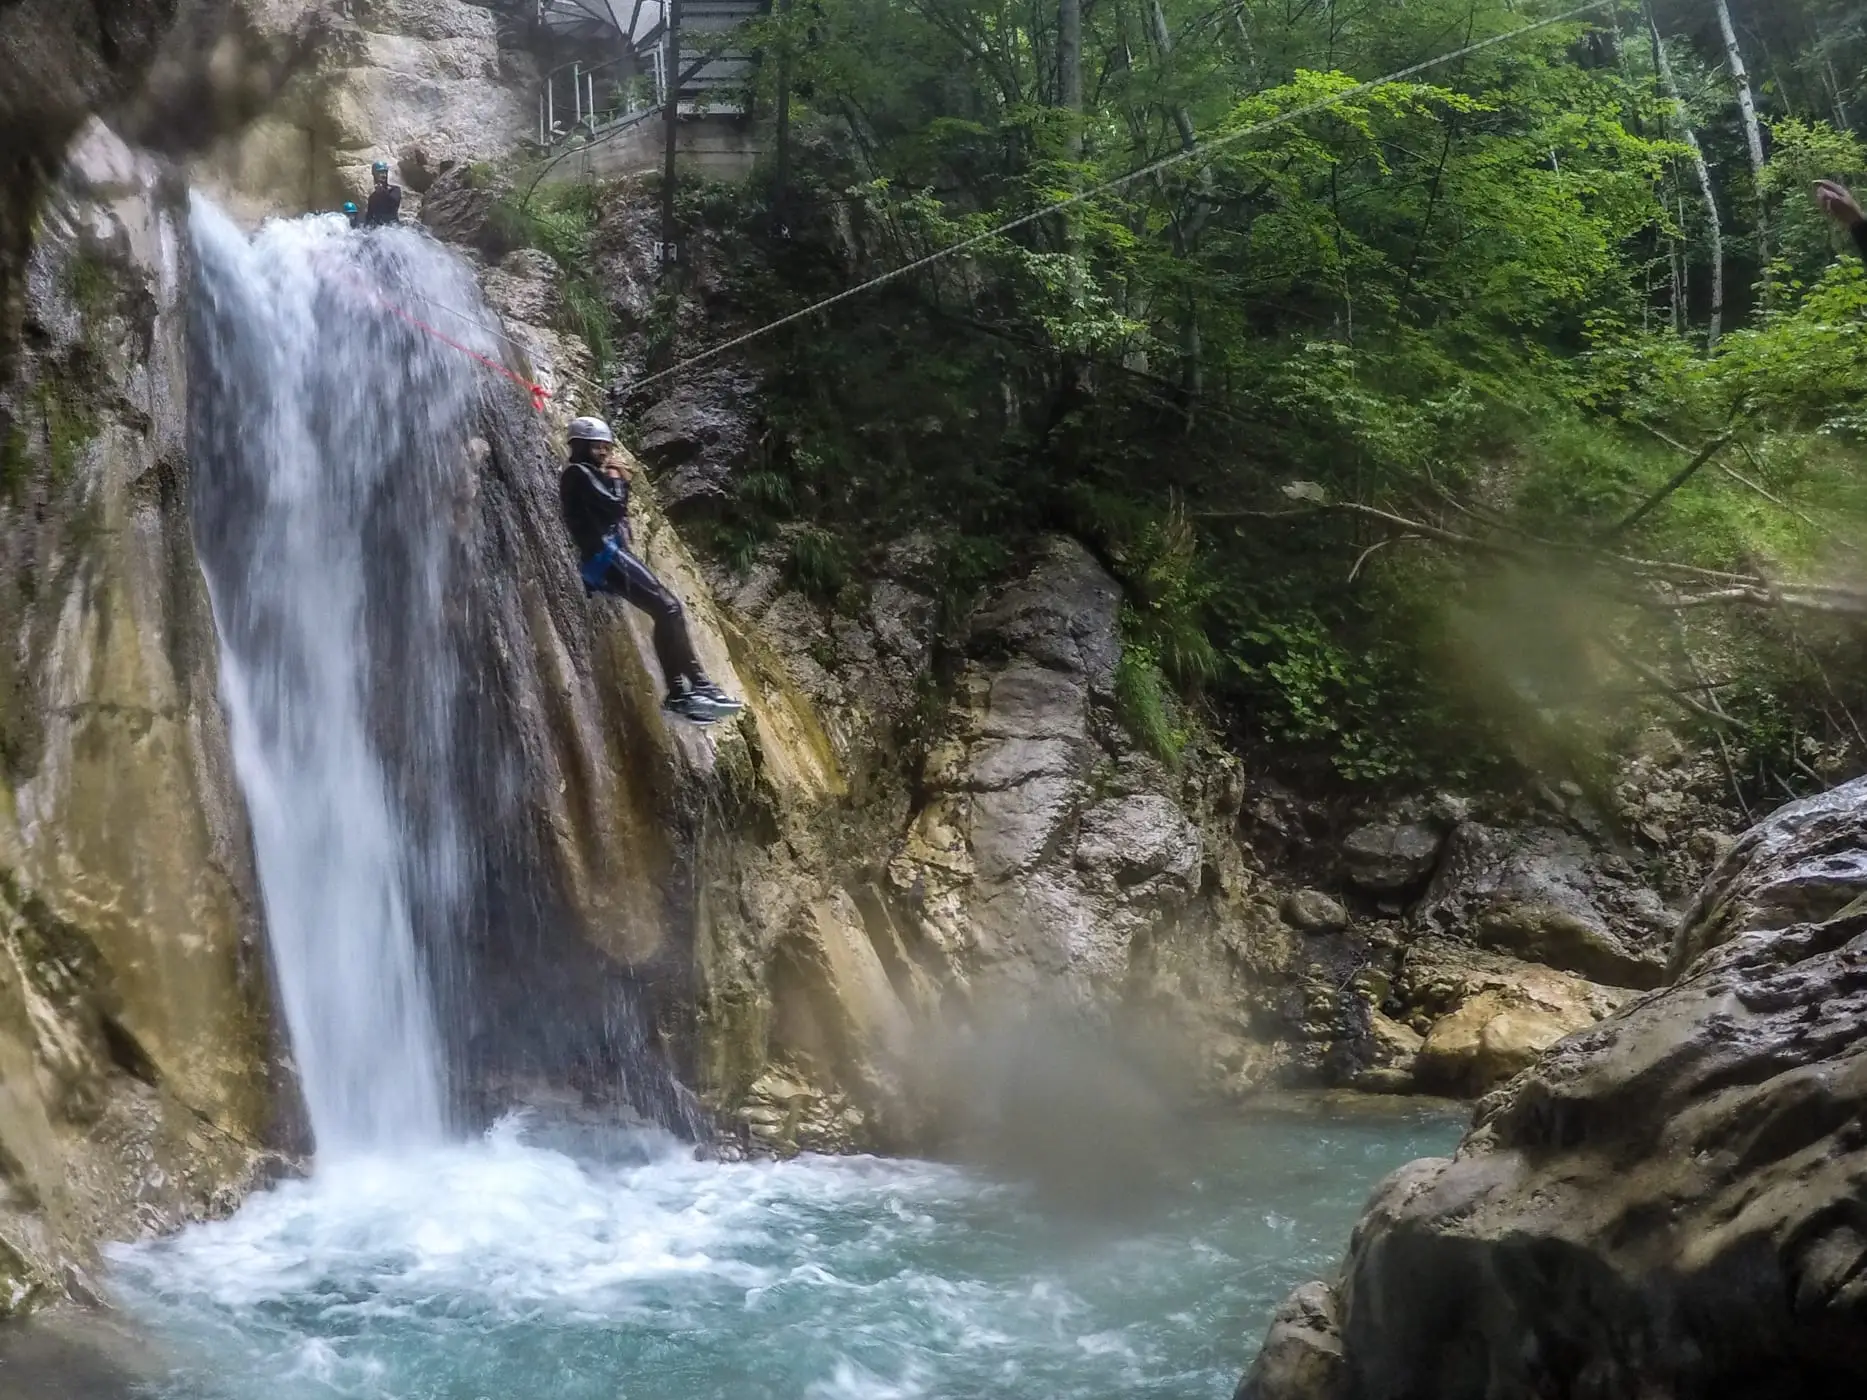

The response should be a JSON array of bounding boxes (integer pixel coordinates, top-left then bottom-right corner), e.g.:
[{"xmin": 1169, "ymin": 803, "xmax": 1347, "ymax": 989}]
[{"xmin": 514, "ymin": 0, "xmax": 1867, "ymax": 807}]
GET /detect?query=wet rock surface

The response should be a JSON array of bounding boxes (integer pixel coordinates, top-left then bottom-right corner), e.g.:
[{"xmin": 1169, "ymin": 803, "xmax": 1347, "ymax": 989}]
[
  {"xmin": 1418, "ymin": 823, "xmax": 1671, "ymax": 988},
  {"xmin": 0, "ymin": 127, "xmax": 283, "ymax": 1318},
  {"xmin": 1236, "ymin": 1282, "xmax": 1349, "ymax": 1400},
  {"xmin": 1673, "ymin": 774, "xmax": 1867, "ymax": 971},
  {"xmin": 1240, "ymin": 779, "xmax": 1867, "ymax": 1400},
  {"xmin": 887, "ymin": 537, "xmax": 1201, "ymax": 994},
  {"xmin": 1281, "ymin": 890, "xmax": 1348, "ymax": 935},
  {"xmin": 189, "ymin": 0, "xmax": 538, "ymax": 219},
  {"xmin": 1340, "ymin": 823, "xmax": 1442, "ymax": 895},
  {"xmin": 633, "ymin": 368, "xmax": 762, "ymax": 510}
]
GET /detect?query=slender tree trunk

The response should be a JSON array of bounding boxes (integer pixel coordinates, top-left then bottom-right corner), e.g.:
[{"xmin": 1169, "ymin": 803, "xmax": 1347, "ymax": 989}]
[
  {"xmin": 1149, "ymin": 0, "xmax": 1211, "ymax": 400},
  {"xmin": 1712, "ymin": 0, "xmax": 1769, "ymax": 304},
  {"xmin": 1228, "ymin": 0, "xmax": 1258, "ymax": 78},
  {"xmin": 1823, "ymin": 53, "xmax": 1853, "ymax": 133},
  {"xmin": 1673, "ymin": 190, "xmax": 1687, "ymax": 335},
  {"xmin": 1059, "ymin": 0, "xmax": 1085, "ymax": 341},
  {"xmin": 660, "ymin": 0, "xmax": 683, "ymax": 279},
  {"xmin": 1149, "ymin": 0, "xmax": 1196, "ymax": 151},
  {"xmin": 1649, "ymin": 7, "xmax": 1722, "ymax": 346},
  {"xmin": 772, "ymin": 0, "xmax": 794, "ymax": 232},
  {"xmin": 1060, "ymin": 0, "xmax": 1083, "ymax": 178}
]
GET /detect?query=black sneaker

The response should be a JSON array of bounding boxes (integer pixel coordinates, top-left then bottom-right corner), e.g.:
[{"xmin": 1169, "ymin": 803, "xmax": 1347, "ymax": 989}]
[
  {"xmin": 690, "ymin": 679, "xmax": 745, "ymax": 716},
  {"xmin": 663, "ymin": 691, "xmax": 721, "ymax": 724},
  {"xmin": 662, "ymin": 677, "xmax": 738, "ymax": 724}
]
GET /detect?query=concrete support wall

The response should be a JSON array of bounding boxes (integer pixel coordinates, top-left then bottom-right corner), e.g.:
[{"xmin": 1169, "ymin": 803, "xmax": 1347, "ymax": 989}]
[{"xmin": 544, "ymin": 114, "xmax": 761, "ymax": 184}]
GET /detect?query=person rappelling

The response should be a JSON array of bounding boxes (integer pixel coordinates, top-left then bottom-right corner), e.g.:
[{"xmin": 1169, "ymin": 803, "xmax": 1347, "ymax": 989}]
[
  {"xmin": 559, "ymin": 416, "xmax": 745, "ymax": 724},
  {"xmin": 364, "ymin": 160, "xmax": 403, "ymax": 227}
]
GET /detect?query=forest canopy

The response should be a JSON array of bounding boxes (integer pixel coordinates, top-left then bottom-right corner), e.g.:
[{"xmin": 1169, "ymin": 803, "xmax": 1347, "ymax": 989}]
[{"xmin": 611, "ymin": 0, "xmax": 1867, "ymax": 800}]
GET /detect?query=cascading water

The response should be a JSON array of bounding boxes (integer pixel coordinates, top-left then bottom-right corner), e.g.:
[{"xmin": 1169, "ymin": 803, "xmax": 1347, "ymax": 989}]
[{"xmin": 185, "ymin": 199, "xmax": 495, "ymax": 1155}]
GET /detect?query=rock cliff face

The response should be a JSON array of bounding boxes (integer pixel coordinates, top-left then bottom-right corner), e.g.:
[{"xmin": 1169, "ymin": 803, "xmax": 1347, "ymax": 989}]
[
  {"xmin": 0, "ymin": 125, "xmax": 279, "ymax": 1318},
  {"xmin": 1237, "ymin": 777, "xmax": 1867, "ymax": 1400},
  {"xmin": 704, "ymin": 531, "xmax": 1275, "ymax": 1146},
  {"xmin": 191, "ymin": 0, "xmax": 539, "ymax": 219}
]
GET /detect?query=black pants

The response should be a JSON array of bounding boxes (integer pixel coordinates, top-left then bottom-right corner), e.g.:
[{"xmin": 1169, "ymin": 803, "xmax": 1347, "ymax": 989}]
[{"xmin": 582, "ymin": 539, "xmax": 702, "ymax": 688}]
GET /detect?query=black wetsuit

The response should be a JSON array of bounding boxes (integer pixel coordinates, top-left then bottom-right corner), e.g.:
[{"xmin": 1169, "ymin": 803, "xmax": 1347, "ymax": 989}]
[
  {"xmin": 1853, "ymin": 218, "xmax": 1867, "ymax": 263},
  {"xmin": 559, "ymin": 456, "xmax": 703, "ymax": 687},
  {"xmin": 364, "ymin": 184, "xmax": 403, "ymax": 227}
]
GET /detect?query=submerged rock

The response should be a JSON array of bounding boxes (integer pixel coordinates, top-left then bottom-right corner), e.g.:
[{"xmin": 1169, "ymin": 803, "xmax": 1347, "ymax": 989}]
[{"xmin": 1240, "ymin": 778, "xmax": 1867, "ymax": 1400}]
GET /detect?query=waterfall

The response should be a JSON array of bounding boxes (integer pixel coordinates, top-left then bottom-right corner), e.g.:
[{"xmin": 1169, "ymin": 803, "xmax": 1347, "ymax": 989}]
[{"xmin": 184, "ymin": 198, "xmax": 497, "ymax": 1157}]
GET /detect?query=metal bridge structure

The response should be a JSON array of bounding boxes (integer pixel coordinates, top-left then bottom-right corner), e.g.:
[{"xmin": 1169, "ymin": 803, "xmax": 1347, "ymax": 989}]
[{"xmin": 489, "ymin": 1, "xmax": 764, "ymax": 153}]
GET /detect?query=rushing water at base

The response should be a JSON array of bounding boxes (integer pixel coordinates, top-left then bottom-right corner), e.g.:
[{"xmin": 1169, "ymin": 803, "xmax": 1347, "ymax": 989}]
[{"xmin": 107, "ymin": 1107, "xmax": 1457, "ymax": 1400}]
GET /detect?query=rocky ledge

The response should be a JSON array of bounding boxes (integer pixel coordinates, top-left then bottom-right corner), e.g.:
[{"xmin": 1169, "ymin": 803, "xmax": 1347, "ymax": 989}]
[{"xmin": 1238, "ymin": 776, "xmax": 1867, "ymax": 1400}]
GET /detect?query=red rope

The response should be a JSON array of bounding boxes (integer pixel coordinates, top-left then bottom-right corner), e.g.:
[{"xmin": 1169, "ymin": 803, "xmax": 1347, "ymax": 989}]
[
  {"xmin": 326, "ymin": 259, "xmax": 552, "ymax": 413},
  {"xmin": 371, "ymin": 294, "xmax": 553, "ymax": 413}
]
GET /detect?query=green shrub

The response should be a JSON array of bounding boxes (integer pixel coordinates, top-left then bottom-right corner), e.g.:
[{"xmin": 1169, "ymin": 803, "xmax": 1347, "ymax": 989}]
[{"xmin": 1115, "ymin": 628, "xmax": 1186, "ymax": 764}]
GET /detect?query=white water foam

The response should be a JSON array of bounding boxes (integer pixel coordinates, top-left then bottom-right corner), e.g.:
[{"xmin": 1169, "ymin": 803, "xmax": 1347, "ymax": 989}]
[{"xmin": 107, "ymin": 1112, "xmax": 1463, "ymax": 1400}]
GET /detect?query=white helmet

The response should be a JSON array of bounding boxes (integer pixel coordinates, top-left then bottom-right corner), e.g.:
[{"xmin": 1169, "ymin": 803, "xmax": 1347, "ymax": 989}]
[{"xmin": 567, "ymin": 415, "xmax": 614, "ymax": 444}]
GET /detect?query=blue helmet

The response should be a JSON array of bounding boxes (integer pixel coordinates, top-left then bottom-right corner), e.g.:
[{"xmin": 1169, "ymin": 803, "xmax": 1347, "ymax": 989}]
[
  {"xmin": 342, "ymin": 201, "xmax": 359, "ymax": 214},
  {"xmin": 372, "ymin": 160, "xmax": 391, "ymax": 179}
]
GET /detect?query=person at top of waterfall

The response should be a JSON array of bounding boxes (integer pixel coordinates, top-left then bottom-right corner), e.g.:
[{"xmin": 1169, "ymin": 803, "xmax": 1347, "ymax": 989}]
[
  {"xmin": 363, "ymin": 161, "xmax": 402, "ymax": 227},
  {"xmin": 559, "ymin": 416, "xmax": 744, "ymax": 724},
  {"xmin": 1815, "ymin": 180, "xmax": 1867, "ymax": 262}
]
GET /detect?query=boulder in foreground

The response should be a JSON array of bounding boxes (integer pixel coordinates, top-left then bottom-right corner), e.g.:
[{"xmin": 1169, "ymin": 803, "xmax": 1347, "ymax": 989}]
[{"xmin": 1238, "ymin": 776, "xmax": 1867, "ymax": 1400}]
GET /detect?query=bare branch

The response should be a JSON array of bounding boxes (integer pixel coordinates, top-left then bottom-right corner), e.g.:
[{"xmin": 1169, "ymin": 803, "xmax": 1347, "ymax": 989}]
[
  {"xmin": 1603, "ymin": 639, "xmax": 1751, "ymax": 733},
  {"xmin": 1602, "ymin": 431, "xmax": 1736, "ymax": 540}
]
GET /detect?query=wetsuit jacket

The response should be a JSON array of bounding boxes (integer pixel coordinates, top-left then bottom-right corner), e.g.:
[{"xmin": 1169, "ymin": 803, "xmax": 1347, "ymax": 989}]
[
  {"xmin": 559, "ymin": 460, "xmax": 631, "ymax": 560},
  {"xmin": 364, "ymin": 184, "xmax": 403, "ymax": 226}
]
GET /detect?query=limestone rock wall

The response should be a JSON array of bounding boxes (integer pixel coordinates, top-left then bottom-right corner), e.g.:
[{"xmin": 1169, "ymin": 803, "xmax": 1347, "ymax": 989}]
[
  {"xmin": 190, "ymin": 0, "xmax": 539, "ymax": 221},
  {"xmin": 0, "ymin": 125, "xmax": 280, "ymax": 1318}
]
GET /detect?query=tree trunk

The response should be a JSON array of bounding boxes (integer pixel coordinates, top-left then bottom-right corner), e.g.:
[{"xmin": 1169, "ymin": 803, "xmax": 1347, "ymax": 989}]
[
  {"xmin": 1226, "ymin": 2, "xmax": 1258, "ymax": 83},
  {"xmin": 772, "ymin": 0, "xmax": 794, "ymax": 232},
  {"xmin": 1149, "ymin": 0, "xmax": 1211, "ymax": 399},
  {"xmin": 1059, "ymin": 0, "xmax": 1085, "ymax": 346},
  {"xmin": 1712, "ymin": 0, "xmax": 1769, "ymax": 304},
  {"xmin": 1649, "ymin": 7, "xmax": 1723, "ymax": 346},
  {"xmin": 660, "ymin": 0, "xmax": 683, "ymax": 279},
  {"xmin": 1823, "ymin": 53, "xmax": 1853, "ymax": 133},
  {"xmin": 1149, "ymin": 0, "xmax": 1197, "ymax": 152},
  {"xmin": 1059, "ymin": 0, "xmax": 1082, "ymax": 168},
  {"xmin": 1672, "ymin": 191, "xmax": 1686, "ymax": 335}
]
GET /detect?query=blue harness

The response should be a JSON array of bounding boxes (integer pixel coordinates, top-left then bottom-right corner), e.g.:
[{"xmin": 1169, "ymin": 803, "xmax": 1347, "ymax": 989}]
[{"xmin": 580, "ymin": 534, "xmax": 623, "ymax": 593}]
